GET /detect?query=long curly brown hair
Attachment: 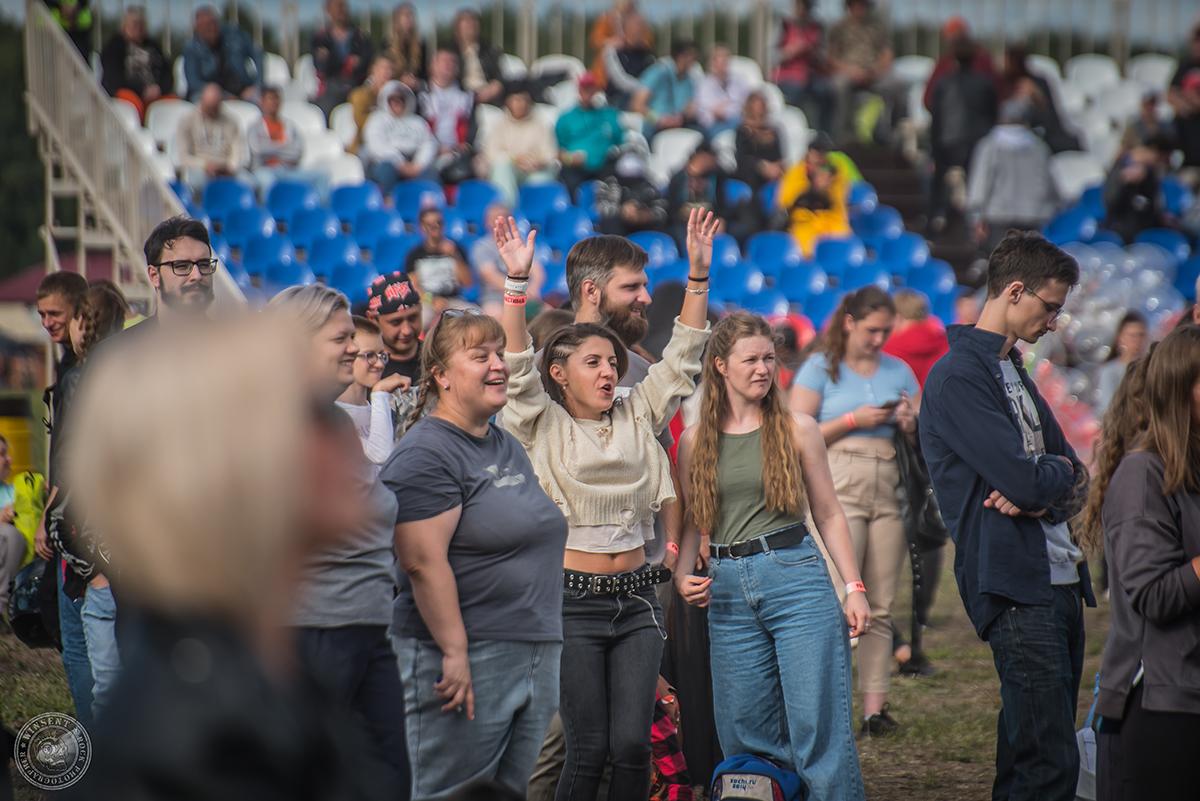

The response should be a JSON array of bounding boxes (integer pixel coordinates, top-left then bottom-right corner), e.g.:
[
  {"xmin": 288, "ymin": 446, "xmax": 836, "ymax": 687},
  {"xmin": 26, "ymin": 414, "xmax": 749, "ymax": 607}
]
[
  {"xmin": 687, "ymin": 312, "xmax": 806, "ymax": 534},
  {"xmin": 75, "ymin": 282, "xmax": 130, "ymax": 361}
]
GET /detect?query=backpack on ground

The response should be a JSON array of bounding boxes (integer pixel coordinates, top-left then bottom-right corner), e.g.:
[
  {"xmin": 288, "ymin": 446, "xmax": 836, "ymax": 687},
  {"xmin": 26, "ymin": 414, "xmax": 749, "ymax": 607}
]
[{"xmin": 711, "ymin": 754, "xmax": 805, "ymax": 801}]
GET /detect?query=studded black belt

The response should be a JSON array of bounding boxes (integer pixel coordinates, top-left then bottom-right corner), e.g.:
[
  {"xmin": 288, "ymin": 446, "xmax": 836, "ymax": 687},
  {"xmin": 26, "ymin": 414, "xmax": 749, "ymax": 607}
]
[{"xmin": 563, "ymin": 566, "xmax": 672, "ymax": 596}]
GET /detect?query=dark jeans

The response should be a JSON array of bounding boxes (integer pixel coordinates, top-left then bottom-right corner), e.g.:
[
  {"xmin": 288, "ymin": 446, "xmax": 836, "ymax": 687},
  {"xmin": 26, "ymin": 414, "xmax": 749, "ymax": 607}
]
[
  {"xmin": 929, "ymin": 141, "xmax": 977, "ymax": 221},
  {"xmin": 986, "ymin": 584, "xmax": 1085, "ymax": 801},
  {"xmin": 560, "ymin": 163, "xmax": 613, "ymax": 202},
  {"xmin": 779, "ymin": 77, "xmax": 835, "ymax": 136},
  {"xmin": 294, "ymin": 625, "xmax": 411, "ymax": 799},
  {"xmin": 1097, "ymin": 682, "xmax": 1200, "ymax": 801},
  {"xmin": 556, "ymin": 581, "xmax": 665, "ymax": 801}
]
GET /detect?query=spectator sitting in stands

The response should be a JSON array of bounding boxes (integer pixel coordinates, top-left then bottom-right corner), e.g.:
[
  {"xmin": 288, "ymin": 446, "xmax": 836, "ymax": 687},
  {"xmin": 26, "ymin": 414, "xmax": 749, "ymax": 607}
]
[
  {"xmin": 601, "ymin": 12, "xmax": 658, "ymax": 110},
  {"xmin": 927, "ymin": 34, "xmax": 998, "ymax": 232},
  {"xmin": 472, "ymin": 204, "xmax": 546, "ymax": 316},
  {"xmin": 599, "ymin": 11, "xmax": 656, "ymax": 109},
  {"xmin": 404, "ymin": 207, "xmax": 474, "ymax": 319},
  {"xmin": 772, "ymin": 0, "xmax": 833, "ymax": 135},
  {"xmin": 965, "ymin": 98, "xmax": 1058, "ymax": 252},
  {"xmin": 777, "ymin": 134, "xmax": 851, "ymax": 257},
  {"xmin": 418, "ymin": 47, "xmax": 475, "ymax": 186},
  {"xmin": 922, "ymin": 17, "xmax": 995, "ymax": 113},
  {"xmin": 478, "ymin": 84, "xmax": 558, "ymax": 206},
  {"xmin": 556, "ymin": 73, "xmax": 625, "ymax": 197},
  {"xmin": 666, "ymin": 142, "xmax": 755, "ymax": 247},
  {"xmin": 46, "ymin": 0, "xmax": 93, "ymax": 58},
  {"xmin": 101, "ymin": 6, "xmax": 173, "ymax": 121},
  {"xmin": 387, "ymin": 3, "xmax": 427, "ymax": 90},
  {"xmin": 589, "ymin": 0, "xmax": 652, "ymax": 89},
  {"xmin": 176, "ymin": 82, "xmax": 250, "ymax": 196},
  {"xmin": 1122, "ymin": 90, "xmax": 1174, "ymax": 151},
  {"xmin": 1168, "ymin": 29, "xmax": 1200, "ymax": 187},
  {"xmin": 827, "ymin": 0, "xmax": 901, "ymax": 145},
  {"xmin": 633, "ymin": 40, "xmax": 700, "ymax": 141},
  {"xmin": 450, "ymin": 8, "xmax": 505, "ymax": 106},
  {"xmin": 999, "ymin": 44, "xmax": 1080, "ymax": 153},
  {"xmin": 696, "ymin": 44, "xmax": 751, "ymax": 138},
  {"xmin": 595, "ymin": 151, "xmax": 669, "ymax": 236},
  {"xmin": 348, "ymin": 55, "xmax": 394, "ymax": 155},
  {"xmin": 249, "ymin": 86, "xmax": 329, "ymax": 200},
  {"xmin": 733, "ymin": 91, "xmax": 785, "ymax": 191},
  {"xmin": 1103, "ymin": 137, "xmax": 1172, "ymax": 243},
  {"xmin": 362, "ymin": 80, "xmax": 437, "ymax": 194},
  {"xmin": 183, "ymin": 5, "xmax": 263, "ymax": 103},
  {"xmin": 311, "ymin": 0, "xmax": 374, "ymax": 119}
]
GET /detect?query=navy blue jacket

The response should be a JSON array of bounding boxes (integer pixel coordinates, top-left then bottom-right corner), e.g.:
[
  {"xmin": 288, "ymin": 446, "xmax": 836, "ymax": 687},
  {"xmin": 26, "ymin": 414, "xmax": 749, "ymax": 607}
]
[{"xmin": 919, "ymin": 325, "xmax": 1095, "ymax": 638}]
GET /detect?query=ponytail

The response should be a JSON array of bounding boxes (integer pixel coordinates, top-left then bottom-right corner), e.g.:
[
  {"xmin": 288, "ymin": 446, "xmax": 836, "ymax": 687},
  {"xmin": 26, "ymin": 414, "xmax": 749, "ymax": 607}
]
[{"xmin": 818, "ymin": 286, "xmax": 895, "ymax": 383}]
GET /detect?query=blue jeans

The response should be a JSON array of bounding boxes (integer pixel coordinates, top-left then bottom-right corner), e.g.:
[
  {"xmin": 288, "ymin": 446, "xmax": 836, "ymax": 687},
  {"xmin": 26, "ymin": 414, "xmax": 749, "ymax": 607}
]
[
  {"xmin": 557, "ymin": 580, "xmax": 665, "ymax": 801},
  {"xmin": 56, "ymin": 561, "xmax": 94, "ymax": 729},
  {"xmin": 987, "ymin": 584, "xmax": 1085, "ymax": 801},
  {"xmin": 81, "ymin": 583, "xmax": 120, "ymax": 721},
  {"xmin": 708, "ymin": 536, "xmax": 865, "ymax": 801},
  {"xmin": 367, "ymin": 161, "xmax": 437, "ymax": 196},
  {"xmin": 394, "ymin": 636, "xmax": 560, "ymax": 801},
  {"xmin": 295, "ymin": 625, "xmax": 411, "ymax": 798}
]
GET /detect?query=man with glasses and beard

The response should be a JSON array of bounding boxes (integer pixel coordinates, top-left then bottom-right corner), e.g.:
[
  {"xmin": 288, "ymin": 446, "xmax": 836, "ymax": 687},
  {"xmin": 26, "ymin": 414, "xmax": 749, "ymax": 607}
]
[{"xmin": 142, "ymin": 216, "xmax": 217, "ymax": 326}]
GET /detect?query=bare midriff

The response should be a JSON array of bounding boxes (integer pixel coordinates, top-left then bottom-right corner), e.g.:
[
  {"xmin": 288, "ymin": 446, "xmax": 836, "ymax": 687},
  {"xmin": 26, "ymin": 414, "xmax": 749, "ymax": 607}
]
[{"xmin": 563, "ymin": 546, "xmax": 647, "ymax": 574}]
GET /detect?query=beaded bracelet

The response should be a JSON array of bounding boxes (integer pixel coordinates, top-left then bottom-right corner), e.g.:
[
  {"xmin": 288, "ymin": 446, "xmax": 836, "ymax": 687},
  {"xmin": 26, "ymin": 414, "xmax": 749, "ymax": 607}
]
[{"xmin": 685, "ymin": 286, "xmax": 709, "ymax": 295}]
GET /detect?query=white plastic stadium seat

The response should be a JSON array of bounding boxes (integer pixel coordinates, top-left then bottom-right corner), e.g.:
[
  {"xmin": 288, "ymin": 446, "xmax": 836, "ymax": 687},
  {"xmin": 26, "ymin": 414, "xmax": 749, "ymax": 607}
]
[
  {"xmin": 651, "ymin": 128, "xmax": 704, "ymax": 179},
  {"xmin": 545, "ymin": 80, "xmax": 579, "ymax": 110},
  {"xmin": 264, "ymin": 52, "xmax": 292, "ymax": 89},
  {"xmin": 300, "ymin": 129, "xmax": 345, "ymax": 169},
  {"xmin": 146, "ymin": 98, "xmax": 196, "ymax": 150},
  {"xmin": 110, "ymin": 98, "xmax": 140, "ymax": 132},
  {"xmin": 779, "ymin": 106, "xmax": 809, "ymax": 166},
  {"xmin": 531, "ymin": 54, "xmax": 586, "ymax": 81},
  {"xmin": 150, "ymin": 151, "xmax": 176, "ymax": 181},
  {"xmin": 1027, "ymin": 54, "xmax": 1063, "ymax": 85},
  {"xmin": 281, "ymin": 100, "xmax": 327, "ymax": 141},
  {"xmin": 906, "ymin": 82, "xmax": 930, "ymax": 131},
  {"xmin": 174, "ymin": 55, "xmax": 188, "ymax": 100},
  {"xmin": 758, "ymin": 83, "xmax": 785, "ymax": 120},
  {"xmin": 1127, "ymin": 53, "xmax": 1177, "ymax": 92},
  {"xmin": 618, "ymin": 111, "xmax": 645, "ymax": 132},
  {"xmin": 533, "ymin": 103, "xmax": 561, "ymax": 129},
  {"xmin": 1095, "ymin": 80, "xmax": 1145, "ymax": 126},
  {"xmin": 499, "ymin": 53, "xmax": 529, "ymax": 81},
  {"xmin": 1065, "ymin": 53, "xmax": 1121, "ymax": 100},
  {"xmin": 712, "ymin": 128, "xmax": 737, "ymax": 173},
  {"xmin": 1056, "ymin": 83, "xmax": 1088, "ymax": 118},
  {"xmin": 223, "ymin": 98, "xmax": 264, "ymax": 138},
  {"xmin": 292, "ymin": 54, "xmax": 319, "ymax": 101},
  {"xmin": 1050, "ymin": 151, "xmax": 1107, "ymax": 203},
  {"xmin": 318, "ymin": 152, "xmax": 365, "ymax": 188},
  {"xmin": 892, "ymin": 55, "xmax": 934, "ymax": 87},
  {"xmin": 330, "ymin": 102, "xmax": 358, "ymax": 147},
  {"xmin": 475, "ymin": 104, "xmax": 504, "ymax": 140},
  {"xmin": 728, "ymin": 55, "xmax": 764, "ymax": 89},
  {"xmin": 132, "ymin": 128, "xmax": 158, "ymax": 156}
]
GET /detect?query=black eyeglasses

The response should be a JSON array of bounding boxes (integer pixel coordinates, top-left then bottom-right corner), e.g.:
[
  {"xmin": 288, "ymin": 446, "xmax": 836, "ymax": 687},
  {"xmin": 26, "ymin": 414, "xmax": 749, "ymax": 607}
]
[
  {"xmin": 153, "ymin": 258, "xmax": 219, "ymax": 277},
  {"xmin": 1023, "ymin": 287, "xmax": 1064, "ymax": 322}
]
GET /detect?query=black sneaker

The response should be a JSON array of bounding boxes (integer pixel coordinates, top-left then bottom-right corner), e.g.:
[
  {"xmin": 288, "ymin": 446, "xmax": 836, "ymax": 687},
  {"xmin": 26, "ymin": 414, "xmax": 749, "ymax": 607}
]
[
  {"xmin": 860, "ymin": 705, "xmax": 900, "ymax": 738},
  {"xmin": 898, "ymin": 654, "xmax": 936, "ymax": 678}
]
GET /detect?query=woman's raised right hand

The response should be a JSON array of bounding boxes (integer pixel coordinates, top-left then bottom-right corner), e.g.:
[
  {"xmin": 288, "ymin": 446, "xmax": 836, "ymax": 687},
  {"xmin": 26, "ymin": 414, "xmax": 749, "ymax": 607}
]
[
  {"xmin": 493, "ymin": 216, "xmax": 536, "ymax": 281},
  {"xmin": 435, "ymin": 651, "xmax": 475, "ymax": 720}
]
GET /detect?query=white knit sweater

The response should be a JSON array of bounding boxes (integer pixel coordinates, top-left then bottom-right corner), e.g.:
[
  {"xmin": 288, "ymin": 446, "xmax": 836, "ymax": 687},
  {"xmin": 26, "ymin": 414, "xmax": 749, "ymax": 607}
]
[{"xmin": 502, "ymin": 318, "xmax": 710, "ymax": 530}]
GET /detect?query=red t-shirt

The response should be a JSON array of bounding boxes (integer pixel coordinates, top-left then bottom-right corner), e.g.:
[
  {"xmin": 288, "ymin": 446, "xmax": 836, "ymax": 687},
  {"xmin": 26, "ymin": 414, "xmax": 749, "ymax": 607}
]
[{"xmin": 883, "ymin": 318, "xmax": 950, "ymax": 389}]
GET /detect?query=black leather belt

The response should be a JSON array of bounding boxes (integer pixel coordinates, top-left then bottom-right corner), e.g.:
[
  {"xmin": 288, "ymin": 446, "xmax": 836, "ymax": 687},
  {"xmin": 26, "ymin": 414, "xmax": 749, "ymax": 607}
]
[
  {"xmin": 563, "ymin": 566, "xmax": 672, "ymax": 596},
  {"xmin": 709, "ymin": 524, "xmax": 808, "ymax": 560}
]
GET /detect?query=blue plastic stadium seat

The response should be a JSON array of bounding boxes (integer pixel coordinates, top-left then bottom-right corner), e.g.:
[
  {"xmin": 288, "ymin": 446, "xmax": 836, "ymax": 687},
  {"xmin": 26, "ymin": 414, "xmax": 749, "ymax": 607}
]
[
  {"xmin": 908, "ymin": 259, "xmax": 956, "ymax": 299},
  {"xmin": 879, "ymin": 232, "xmax": 930, "ymax": 277},
  {"xmin": 1134, "ymin": 228, "xmax": 1190, "ymax": 265},
  {"xmin": 1087, "ymin": 229, "xmax": 1124, "ymax": 245},
  {"xmin": 1161, "ymin": 176, "xmax": 1195, "ymax": 217},
  {"xmin": 442, "ymin": 208, "xmax": 472, "ymax": 243},
  {"xmin": 373, "ymin": 233, "xmax": 424, "ymax": 271},
  {"xmin": 852, "ymin": 205, "xmax": 904, "ymax": 250},
  {"xmin": 1078, "ymin": 185, "xmax": 1105, "ymax": 219},
  {"xmin": 847, "ymin": 182, "xmax": 878, "ymax": 215},
  {"xmin": 577, "ymin": 181, "xmax": 602, "ymax": 221},
  {"xmin": 647, "ymin": 259, "xmax": 689, "ymax": 291},
  {"xmin": 740, "ymin": 288, "xmax": 789, "ymax": 317},
  {"xmin": 267, "ymin": 180, "xmax": 321, "ymax": 227},
  {"xmin": 541, "ymin": 259, "xmax": 569, "ymax": 297},
  {"xmin": 842, "ymin": 263, "xmax": 893, "ymax": 292},
  {"xmin": 454, "ymin": 179, "xmax": 502, "ymax": 227},
  {"xmin": 1043, "ymin": 206, "xmax": 1098, "ymax": 245},
  {"xmin": 354, "ymin": 208, "xmax": 406, "ymax": 251},
  {"xmin": 802, "ymin": 290, "xmax": 845, "ymax": 329},
  {"xmin": 1176, "ymin": 256, "xmax": 1200, "ymax": 302},
  {"xmin": 202, "ymin": 178, "xmax": 255, "ymax": 228},
  {"xmin": 628, "ymin": 231, "xmax": 679, "ymax": 267},
  {"xmin": 243, "ymin": 233, "xmax": 296, "ymax": 278},
  {"xmin": 778, "ymin": 264, "xmax": 828, "ymax": 304},
  {"xmin": 289, "ymin": 208, "xmax": 340, "ymax": 253},
  {"xmin": 222, "ymin": 206, "xmax": 276, "ymax": 250},
  {"xmin": 308, "ymin": 234, "xmax": 361, "ymax": 277},
  {"xmin": 814, "ymin": 237, "xmax": 867, "ymax": 281},
  {"xmin": 265, "ymin": 260, "xmax": 316, "ymax": 291},
  {"xmin": 746, "ymin": 232, "xmax": 803, "ymax": 277},
  {"xmin": 711, "ymin": 264, "xmax": 765, "ymax": 305},
  {"xmin": 544, "ymin": 207, "xmax": 594, "ymax": 255},
  {"xmin": 517, "ymin": 182, "xmax": 571, "ymax": 228},
  {"xmin": 724, "ymin": 179, "xmax": 754, "ymax": 206},
  {"xmin": 330, "ymin": 183, "xmax": 384, "ymax": 227},
  {"xmin": 329, "ymin": 262, "xmax": 381, "ymax": 306},
  {"xmin": 760, "ymin": 181, "xmax": 779, "ymax": 214},
  {"xmin": 394, "ymin": 180, "xmax": 446, "ymax": 223},
  {"xmin": 711, "ymin": 234, "xmax": 741, "ymax": 271}
]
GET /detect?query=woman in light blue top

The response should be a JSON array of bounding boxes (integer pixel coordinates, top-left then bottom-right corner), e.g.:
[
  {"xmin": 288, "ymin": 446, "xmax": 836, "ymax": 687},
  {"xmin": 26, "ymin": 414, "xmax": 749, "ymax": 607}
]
[{"xmin": 789, "ymin": 286, "xmax": 919, "ymax": 737}]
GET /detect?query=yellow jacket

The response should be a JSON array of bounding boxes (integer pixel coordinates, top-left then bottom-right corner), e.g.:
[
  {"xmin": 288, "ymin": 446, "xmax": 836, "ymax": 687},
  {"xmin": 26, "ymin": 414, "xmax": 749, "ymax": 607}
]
[{"xmin": 777, "ymin": 162, "xmax": 852, "ymax": 257}]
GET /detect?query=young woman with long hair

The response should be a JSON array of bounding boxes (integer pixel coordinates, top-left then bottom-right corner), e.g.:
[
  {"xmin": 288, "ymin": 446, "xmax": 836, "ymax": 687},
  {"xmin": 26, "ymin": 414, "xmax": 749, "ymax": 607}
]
[
  {"xmin": 1080, "ymin": 325, "xmax": 1200, "ymax": 801},
  {"xmin": 789, "ymin": 286, "xmax": 919, "ymax": 736},
  {"xmin": 675, "ymin": 312, "xmax": 870, "ymax": 800},
  {"xmin": 1095, "ymin": 311, "xmax": 1148, "ymax": 414},
  {"xmin": 495, "ymin": 208, "xmax": 718, "ymax": 801}
]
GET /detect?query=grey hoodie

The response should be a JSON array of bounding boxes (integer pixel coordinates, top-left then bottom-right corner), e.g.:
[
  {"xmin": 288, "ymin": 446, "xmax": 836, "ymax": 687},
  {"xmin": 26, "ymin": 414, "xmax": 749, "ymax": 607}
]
[
  {"xmin": 361, "ymin": 80, "xmax": 437, "ymax": 171},
  {"xmin": 966, "ymin": 124, "xmax": 1059, "ymax": 225}
]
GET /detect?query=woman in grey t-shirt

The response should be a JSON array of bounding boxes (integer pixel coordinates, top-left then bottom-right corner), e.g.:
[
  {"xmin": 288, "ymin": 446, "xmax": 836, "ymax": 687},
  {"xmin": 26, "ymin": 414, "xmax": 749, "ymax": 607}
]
[{"xmin": 382, "ymin": 311, "xmax": 568, "ymax": 801}]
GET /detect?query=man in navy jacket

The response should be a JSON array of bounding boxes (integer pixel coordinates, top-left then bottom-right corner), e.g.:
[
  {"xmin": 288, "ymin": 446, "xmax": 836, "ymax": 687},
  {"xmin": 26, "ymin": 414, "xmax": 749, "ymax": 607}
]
[{"xmin": 920, "ymin": 231, "xmax": 1094, "ymax": 801}]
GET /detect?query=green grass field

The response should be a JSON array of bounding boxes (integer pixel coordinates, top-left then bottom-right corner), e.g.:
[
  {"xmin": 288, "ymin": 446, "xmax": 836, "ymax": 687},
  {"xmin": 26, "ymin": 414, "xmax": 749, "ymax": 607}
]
[{"xmin": 1, "ymin": 548, "xmax": 1108, "ymax": 800}]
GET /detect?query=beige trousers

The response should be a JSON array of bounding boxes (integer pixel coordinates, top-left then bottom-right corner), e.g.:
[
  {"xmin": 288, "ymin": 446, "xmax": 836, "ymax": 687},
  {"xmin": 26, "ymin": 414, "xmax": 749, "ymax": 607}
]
[{"xmin": 821, "ymin": 436, "xmax": 906, "ymax": 696}]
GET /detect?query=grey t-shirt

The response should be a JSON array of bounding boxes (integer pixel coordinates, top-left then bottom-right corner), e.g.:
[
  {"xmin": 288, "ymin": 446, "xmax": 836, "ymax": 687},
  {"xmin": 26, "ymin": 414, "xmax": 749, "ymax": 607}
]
[
  {"xmin": 998, "ymin": 359, "xmax": 1083, "ymax": 585},
  {"xmin": 292, "ymin": 464, "xmax": 398, "ymax": 628},
  {"xmin": 383, "ymin": 416, "xmax": 568, "ymax": 642}
]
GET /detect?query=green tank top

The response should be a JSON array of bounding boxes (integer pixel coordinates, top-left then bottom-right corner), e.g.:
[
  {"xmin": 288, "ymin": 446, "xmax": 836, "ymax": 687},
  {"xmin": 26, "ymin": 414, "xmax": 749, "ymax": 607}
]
[{"xmin": 712, "ymin": 428, "xmax": 808, "ymax": 546}]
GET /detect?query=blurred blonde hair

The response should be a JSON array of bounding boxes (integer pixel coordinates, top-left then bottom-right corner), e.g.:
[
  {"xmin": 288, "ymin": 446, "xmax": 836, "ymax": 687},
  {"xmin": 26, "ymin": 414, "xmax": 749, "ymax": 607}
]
[
  {"xmin": 892, "ymin": 289, "xmax": 930, "ymax": 322},
  {"xmin": 65, "ymin": 314, "xmax": 312, "ymax": 623}
]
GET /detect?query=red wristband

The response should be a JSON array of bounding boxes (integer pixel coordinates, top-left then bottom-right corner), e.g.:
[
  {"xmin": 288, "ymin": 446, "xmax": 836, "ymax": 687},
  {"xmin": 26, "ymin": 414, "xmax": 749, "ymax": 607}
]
[
  {"xmin": 845, "ymin": 580, "xmax": 866, "ymax": 595},
  {"xmin": 666, "ymin": 542, "xmax": 680, "ymax": 556},
  {"xmin": 843, "ymin": 412, "xmax": 858, "ymax": 430}
]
